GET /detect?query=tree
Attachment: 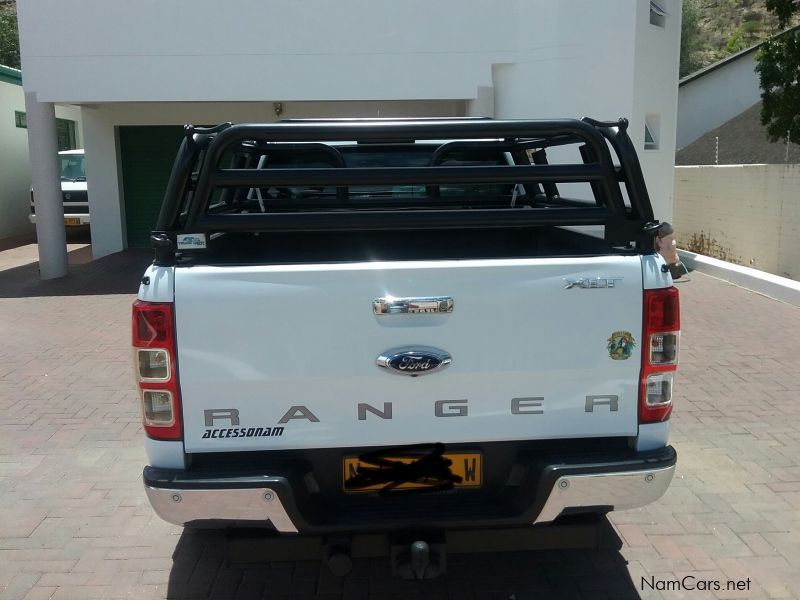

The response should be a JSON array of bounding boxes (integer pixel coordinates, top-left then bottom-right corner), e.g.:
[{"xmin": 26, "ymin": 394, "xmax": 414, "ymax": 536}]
[
  {"xmin": 0, "ymin": 1, "xmax": 20, "ymax": 69},
  {"xmin": 755, "ymin": 0, "xmax": 800, "ymax": 143},
  {"xmin": 680, "ymin": 0, "xmax": 702, "ymax": 78}
]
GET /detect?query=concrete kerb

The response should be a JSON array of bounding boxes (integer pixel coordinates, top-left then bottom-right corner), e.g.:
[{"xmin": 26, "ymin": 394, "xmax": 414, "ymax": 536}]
[{"xmin": 678, "ymin": 249, "xmax": 800, "ymax": 307}]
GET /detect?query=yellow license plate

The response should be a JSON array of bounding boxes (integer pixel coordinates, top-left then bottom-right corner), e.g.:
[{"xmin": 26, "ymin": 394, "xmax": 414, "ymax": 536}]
[
  {"xmin": 64, "ymin": 218, "xmax": 81, "ymax": 226},
  {"xmin": 343, "ymin": 452, "xmax": 482, "ymax": 492}
]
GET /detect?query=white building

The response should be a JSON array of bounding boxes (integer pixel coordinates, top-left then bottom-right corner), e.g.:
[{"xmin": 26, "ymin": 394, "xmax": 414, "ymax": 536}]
[
  {"xmin": 17, "ymin": 0, "xmax": 681, "ymax": 273},
  {"xmin": 676, "ymin": 46, "xmax": 762, "ymax": 151},
  {"xmin": 0, "ymin": 64, "xmax": 82, "ymax": 241},
  {"xmin": 676, "ymin": 24, "xmax": 800, "ymax": 152}
]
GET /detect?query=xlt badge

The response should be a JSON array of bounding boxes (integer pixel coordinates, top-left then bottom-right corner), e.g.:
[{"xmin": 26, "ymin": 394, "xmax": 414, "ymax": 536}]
[{"xmin": 376, "ymin": 346, "xmax": 452, "ymax": 377}]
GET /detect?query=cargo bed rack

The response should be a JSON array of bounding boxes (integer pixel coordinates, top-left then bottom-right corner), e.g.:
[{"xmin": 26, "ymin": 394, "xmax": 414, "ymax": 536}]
[{"xmin": 152, "ymin": 117, "xmax": 659, "ymax": 265}]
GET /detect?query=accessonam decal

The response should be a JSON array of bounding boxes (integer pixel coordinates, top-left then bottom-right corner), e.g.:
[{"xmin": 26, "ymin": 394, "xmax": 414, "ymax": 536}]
[
  {"xmin": 176, "ymin": 233, "xmax": 207, "ymax": 249},
  {"xmin": 607, "ymin": 330, "xmax": 636, "ymax": 360}
]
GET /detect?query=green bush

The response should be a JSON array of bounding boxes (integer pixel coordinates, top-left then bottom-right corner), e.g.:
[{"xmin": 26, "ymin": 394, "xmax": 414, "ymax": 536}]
[
  {"xmin": 741, "ymin": 20, "xmax": 762, "ymax": 35},
  {"xmin": 725, "ymin": 31, "xmax": 746, "ymax": 53}
]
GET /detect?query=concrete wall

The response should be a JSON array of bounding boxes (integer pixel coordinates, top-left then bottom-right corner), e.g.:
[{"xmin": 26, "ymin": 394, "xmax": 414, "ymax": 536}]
[
  {"xmin": 19, "ymin": 0, "xmax": 662, "ymax": 105},
  {"xmin": 676, "ymin": 50, "xmax": 760, "ymax": 150},
  {"xmin": 0, "ymin": 80, "xmax": 30, "ymax": 239},
  {"xmin": 673, "ymin": 165, "xmax": 800, "ymax": 280},
  {"xmin": 0, "ymin": 79, "xmax": 83, "ymax": 240}
]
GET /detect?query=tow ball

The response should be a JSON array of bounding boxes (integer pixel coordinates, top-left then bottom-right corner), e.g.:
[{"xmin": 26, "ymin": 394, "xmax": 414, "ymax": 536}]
[
  {"xmin": 390, "ymin": 533, "xmax": 447, "ymax": 580},
  {"xmin": 324, "ymin": 532, "xmax": 447, "ymax": 580}
]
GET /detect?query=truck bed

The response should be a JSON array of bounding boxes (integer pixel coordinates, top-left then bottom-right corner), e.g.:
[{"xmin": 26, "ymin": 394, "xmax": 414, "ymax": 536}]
[{"xmin": 175, "ymin": 226, "xmax": 621, "ymax": 266}]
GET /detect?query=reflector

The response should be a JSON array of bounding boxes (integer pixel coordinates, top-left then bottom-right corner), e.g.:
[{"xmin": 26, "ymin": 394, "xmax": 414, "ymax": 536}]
[
  {"xmin": 644, "ymin": 286, "xmax": 680, "ymax": 331},
  {"xmin": 133, "ymin": 301, "xmax": 174, "ymax": 349}
]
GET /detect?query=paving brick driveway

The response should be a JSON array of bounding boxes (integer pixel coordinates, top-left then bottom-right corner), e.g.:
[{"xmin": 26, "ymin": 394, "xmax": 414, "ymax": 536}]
[{"xmin": 0, "ymin": 245, "xmax": 799, "ymax": 599}]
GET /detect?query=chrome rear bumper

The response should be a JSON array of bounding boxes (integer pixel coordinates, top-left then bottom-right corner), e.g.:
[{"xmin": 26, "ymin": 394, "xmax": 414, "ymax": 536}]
[
  {"xmin": 533, "ymin": 464, "xmax": 675, "ymax": 524},
  {"xmin": 145, "ymin": 485, "xmax": 298, "ymax": 532},
  {"xmin": 144, "ymin": 451, "xmax": 676, "ymax": 533}
]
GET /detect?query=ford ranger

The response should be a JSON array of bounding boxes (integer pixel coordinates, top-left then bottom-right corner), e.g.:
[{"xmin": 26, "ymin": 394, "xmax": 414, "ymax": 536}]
[{"xmin": 133, "ymin": 118, "xmax": 679, "ymax": 573}]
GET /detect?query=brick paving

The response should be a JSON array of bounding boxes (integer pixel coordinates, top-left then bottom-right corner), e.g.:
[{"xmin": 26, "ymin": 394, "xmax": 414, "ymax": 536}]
[{"xmin": 0, "ymin": 244, "xmax": 799, "ymax": 599}]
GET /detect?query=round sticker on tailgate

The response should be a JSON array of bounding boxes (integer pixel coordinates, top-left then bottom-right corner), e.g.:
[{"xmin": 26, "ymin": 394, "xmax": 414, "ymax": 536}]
[{"xmin": 607, "ymin": 331, "xmax": 635, "ymax": 360}]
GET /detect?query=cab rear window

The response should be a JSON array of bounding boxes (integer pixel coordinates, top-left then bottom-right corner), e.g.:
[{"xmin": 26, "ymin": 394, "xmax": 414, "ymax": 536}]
[{"xmin": 205, "ymin": 144, "xmax": 516, "ymax": 214}]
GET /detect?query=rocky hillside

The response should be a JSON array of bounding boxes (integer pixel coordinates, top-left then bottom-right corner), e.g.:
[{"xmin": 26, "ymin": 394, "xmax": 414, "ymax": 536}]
[{"xmin": 682, "ymin": 0, "xmax": 799, "ymax": 76}]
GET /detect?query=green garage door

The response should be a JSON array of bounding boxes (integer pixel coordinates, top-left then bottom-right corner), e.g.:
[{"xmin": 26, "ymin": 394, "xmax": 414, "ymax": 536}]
[{"xmin": 120, "ymin": 126, "xmax": 185, "ymax": 247}]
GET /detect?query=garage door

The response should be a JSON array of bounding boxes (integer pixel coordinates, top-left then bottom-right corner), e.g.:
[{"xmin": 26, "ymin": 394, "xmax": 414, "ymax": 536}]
[{"xmin": 120, "ymin": 126, "xmax": 185, "ymax": 247}]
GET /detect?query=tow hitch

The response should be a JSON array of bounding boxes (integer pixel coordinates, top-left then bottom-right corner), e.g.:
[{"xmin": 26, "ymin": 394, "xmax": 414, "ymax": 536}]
[
  {"xmin": 322, "ymin": 532, "xmax": 447, "ymax": 579},
  {"xmin": 226, "ymin": 518, "xmax": 606, "ymax": 580},
  {"xmin": 390, "ymin": 532, "xmax": 447, "ymax": 580}
]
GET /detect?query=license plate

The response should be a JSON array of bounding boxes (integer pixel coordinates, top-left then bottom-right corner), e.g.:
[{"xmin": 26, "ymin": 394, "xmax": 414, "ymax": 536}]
[
  {"xmin": 64, "ymin": 218, "xmax": 81, "ymax": 226},
  {"xmin": 343, "ymin": 452, "xmax": 482, "ymax": 492}
]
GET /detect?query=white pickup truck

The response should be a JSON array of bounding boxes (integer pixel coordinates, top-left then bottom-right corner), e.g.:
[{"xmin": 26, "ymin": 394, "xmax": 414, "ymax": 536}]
[{"xmin": 133, "ymin": 118, "xmax": 679, "ymax": 574}]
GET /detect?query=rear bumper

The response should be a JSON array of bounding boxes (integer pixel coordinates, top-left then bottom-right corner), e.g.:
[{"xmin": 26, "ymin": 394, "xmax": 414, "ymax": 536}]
[
  {"xmin": 145, "ymin": 482, "xmax": 300, "ymax": 532},
  {"xmin": 29, "ymin": 214, "xmax": 90, "ymax": 225},
  {"xmin": 143, "ymin": 445, "xmax": 676, "ymax": 533}
]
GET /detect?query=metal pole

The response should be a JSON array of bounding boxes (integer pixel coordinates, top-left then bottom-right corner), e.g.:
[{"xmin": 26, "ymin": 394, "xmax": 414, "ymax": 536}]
[
  {"xmin": 786, "ymin": 130, "xmax": 790, "ymax": 164},
  {"xmin": 715, "ymin": 136, "xmax": 719, "ymax": 165},
  {"xmin": 24, "ymin": 91, "xmax": 68, "ymax": 279}
]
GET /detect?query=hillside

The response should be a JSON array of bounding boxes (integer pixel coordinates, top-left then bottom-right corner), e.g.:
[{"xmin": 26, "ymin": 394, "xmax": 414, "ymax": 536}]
[{"xmin": 682, "ymin": 0, "xmax": 800, "ymax": 77}]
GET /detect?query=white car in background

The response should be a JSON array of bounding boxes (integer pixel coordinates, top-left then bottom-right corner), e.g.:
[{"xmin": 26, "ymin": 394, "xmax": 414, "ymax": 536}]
[{"xmin": 30, "ymin": 149, "xmax": 89, "ymax": 226}]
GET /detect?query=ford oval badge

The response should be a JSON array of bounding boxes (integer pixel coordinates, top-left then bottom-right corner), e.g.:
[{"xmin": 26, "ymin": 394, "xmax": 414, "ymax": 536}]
[{"xmin": 376, "ymin": 346, "xmax": 452, "ymax": 377}]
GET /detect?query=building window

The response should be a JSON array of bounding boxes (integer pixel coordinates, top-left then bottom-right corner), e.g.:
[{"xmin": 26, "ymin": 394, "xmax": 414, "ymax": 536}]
[
  {"xmin": 13, "ymin": 112, "xmax": 78, "ymax": 150},
  {"xmin": 56, "ymin": 119, "xmax": 78, "ymax": 151},
  {"xmin": 650, "ymin": 0, "xmax": 667, "ymax": 27},
  {"xmin": 644, "ymin": 114, "xmax": 660, "ymax": 150}
]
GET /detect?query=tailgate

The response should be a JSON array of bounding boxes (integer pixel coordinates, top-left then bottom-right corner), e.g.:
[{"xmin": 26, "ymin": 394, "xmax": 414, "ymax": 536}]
[{"xmin": 175, "ymin": 256, "xmax": 643, "ymax": 452}]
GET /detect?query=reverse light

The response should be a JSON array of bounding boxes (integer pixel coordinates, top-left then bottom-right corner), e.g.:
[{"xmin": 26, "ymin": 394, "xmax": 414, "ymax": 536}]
[
  {"xmin": 649, "ymin": 332, "xmax": 679, "ymax": 365},
  {"xmin": 132, "ymin": 300, "xmax": 182, "ymax": 440},
  {"xmin": 136, "ymin": 349, "xmax": 170, "ymax": 381},
  {"xmin": 640, "ymin": 287, "xmax": 680, "ymax": 423}
]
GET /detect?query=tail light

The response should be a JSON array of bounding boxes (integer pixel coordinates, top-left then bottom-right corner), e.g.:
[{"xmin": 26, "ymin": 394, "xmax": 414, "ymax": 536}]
[
  {"xmin": 132, "ymin": 300, "xmax": 182, "ymax": 440},
  {"xmin": 639, "ymin": 287, "xmax": 680, "ymax": 423}
]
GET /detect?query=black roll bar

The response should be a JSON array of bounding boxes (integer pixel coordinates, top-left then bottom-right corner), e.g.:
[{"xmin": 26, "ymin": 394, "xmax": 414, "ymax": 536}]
[
  {"xmin": 153, "ymin": 118, "xmax": 657, "ymax": 263},
  {"xmin": 185, "ymin": 119, "xmax": 628, "ymax": 228}
]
